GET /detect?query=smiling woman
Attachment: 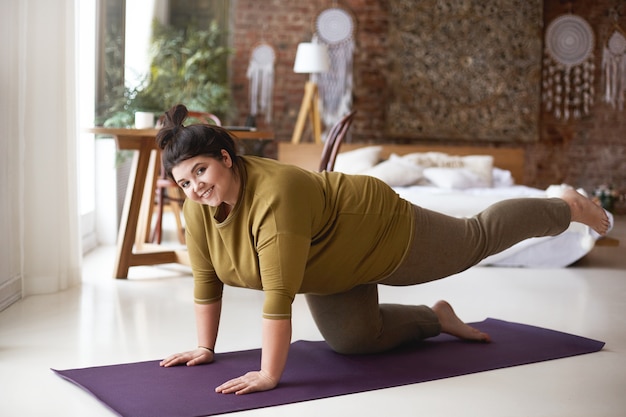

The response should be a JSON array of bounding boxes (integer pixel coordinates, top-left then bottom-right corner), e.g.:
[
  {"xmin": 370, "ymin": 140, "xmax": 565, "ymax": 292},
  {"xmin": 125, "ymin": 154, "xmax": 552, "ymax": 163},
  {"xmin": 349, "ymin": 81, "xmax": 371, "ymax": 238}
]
[{"xmin": 153, "ymin": 103, "xmax": 609, "ymax": 396}]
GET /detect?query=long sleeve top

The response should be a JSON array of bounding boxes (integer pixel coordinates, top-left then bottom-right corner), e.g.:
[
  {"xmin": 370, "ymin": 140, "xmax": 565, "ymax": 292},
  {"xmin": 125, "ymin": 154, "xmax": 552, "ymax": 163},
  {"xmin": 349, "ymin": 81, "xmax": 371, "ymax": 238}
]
[{"xmin": 184, "ymin": 155, "xmax": 414, "ymax": 319}]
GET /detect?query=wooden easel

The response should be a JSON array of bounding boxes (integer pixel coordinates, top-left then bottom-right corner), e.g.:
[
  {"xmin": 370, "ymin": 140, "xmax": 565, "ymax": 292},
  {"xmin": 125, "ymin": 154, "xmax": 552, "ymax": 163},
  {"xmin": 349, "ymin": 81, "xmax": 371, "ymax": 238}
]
[{"xmin": 291, "ymin": 81, "xmax": 323, "ymax": 144}]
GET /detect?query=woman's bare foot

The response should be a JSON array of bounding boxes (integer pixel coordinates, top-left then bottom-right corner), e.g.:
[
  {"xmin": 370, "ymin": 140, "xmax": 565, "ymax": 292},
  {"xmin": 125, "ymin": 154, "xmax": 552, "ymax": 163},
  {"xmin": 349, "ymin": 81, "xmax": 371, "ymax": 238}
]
[
  {"xmin": 561, "ymin": 188, "xmax": 610, "ymax": 235},
  {"xmin": 432, "ymin": 300, "xmax": 491, "ymax": 343}
]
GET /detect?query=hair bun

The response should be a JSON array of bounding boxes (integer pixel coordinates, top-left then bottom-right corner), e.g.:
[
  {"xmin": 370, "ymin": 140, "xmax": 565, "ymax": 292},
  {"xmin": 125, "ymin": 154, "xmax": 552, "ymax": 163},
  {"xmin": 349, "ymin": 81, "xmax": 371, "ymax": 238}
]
[
  {"xmin": 156, "ymin": 104, "xmax": 189, "ymax": 149},
  {"xmin": 156, "ymin": 130, "xmax": 172, "ymax": 149}
]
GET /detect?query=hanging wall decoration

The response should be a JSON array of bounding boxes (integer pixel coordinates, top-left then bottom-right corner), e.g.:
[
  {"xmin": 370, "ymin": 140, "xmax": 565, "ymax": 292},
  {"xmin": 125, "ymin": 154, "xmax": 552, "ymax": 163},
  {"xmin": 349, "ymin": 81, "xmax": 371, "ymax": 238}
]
[
  {"xmin": 386, "ymin": 0, "xmax": 541, "ymax": 142},
  {"xmin": 313, "ymin": 6, "xmax": 356, "ymax": 131},
  {"xmin": 602, "ymin": 26, "xmax": 626, "ymax": 110},
  {"xmin": 542, "ymin": 14, "xmax": 596, "ymax": 120},
  {"xmin": 246, "ymin": 43, "xmax": 276, "ymax": 124}
]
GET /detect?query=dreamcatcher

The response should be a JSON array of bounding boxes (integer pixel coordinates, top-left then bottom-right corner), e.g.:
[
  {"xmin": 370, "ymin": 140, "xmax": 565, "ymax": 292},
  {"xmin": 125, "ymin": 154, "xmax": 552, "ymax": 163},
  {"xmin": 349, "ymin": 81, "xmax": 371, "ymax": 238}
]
[
  {"xmin": 313, "ymin": 6, "xmax": 356, "ymax": 131},
  {"xmin": 542, "ymin": 14, "xmax": 595, "ymax": 120},
  {"xmin": 602, "ymin": 25, "xmax": 626, "ymax": 110},
  {"xmin": 246, "ymin": 43, "xmax": 276, "ymax": 124}
]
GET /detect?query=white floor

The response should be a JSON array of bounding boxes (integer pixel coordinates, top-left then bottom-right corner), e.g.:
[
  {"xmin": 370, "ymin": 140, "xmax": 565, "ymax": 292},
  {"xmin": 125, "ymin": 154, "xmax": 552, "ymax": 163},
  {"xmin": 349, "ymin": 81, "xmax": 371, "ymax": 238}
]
[{"xmin": 1, "ymin": 218, "xmax": 625, "ymax": 417}]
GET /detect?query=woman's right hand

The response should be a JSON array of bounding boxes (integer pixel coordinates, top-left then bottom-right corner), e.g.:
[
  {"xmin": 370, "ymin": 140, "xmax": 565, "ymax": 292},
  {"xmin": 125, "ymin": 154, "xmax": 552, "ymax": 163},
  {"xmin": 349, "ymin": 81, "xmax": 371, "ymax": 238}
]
[{"xmin": 159, "ymin": 347, "xmax": 214, "ymax": 367}]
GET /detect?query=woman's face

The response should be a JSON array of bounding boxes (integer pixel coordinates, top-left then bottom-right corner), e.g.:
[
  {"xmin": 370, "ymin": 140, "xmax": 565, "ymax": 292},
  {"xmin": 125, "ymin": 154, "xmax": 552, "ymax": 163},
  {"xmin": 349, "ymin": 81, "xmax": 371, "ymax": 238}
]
[{"xmin": 171, "ymin": 150, "xmax": 239, "ymax": 208}]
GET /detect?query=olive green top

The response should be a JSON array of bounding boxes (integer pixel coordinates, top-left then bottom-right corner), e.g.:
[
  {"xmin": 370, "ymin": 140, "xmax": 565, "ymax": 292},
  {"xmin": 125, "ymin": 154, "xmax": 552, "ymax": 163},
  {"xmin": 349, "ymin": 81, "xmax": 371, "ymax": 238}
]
[{"xmin": 184, "ymin": 156, "xmax": 414, "ymax": 319}]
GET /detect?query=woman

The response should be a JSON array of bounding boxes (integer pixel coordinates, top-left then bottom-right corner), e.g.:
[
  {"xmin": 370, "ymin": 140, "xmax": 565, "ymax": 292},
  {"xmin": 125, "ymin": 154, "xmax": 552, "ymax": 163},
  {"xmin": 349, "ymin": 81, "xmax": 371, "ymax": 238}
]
[{"xmin": 158, "ymin": 104, "xmax": 609, "ymax": 395}]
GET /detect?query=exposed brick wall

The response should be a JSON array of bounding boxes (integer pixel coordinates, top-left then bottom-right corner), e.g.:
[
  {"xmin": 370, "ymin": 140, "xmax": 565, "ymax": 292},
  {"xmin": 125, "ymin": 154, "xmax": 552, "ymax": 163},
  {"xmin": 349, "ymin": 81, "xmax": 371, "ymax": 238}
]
[
  {"xmin": 536, "ymin": 0, "xmax": 626, "ymax": 213},
  {"xmin": 230, "ymin": 0, "xmax": 322, "ymax": 141},
  {"xmin": 229, "ymin": 0, "xmax": 625, "ymax": 212},
  {"xmin": 230, "ymin": 0, "xmax": 389, "ymax": 142}
]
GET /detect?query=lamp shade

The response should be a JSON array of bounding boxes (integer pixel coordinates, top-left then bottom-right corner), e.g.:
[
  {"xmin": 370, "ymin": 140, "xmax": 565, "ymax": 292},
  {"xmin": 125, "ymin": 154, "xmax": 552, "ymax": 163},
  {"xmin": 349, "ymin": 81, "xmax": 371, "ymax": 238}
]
[{"xmin": 293, "ymin": 42, "xmax": 330, "ymax": 73}]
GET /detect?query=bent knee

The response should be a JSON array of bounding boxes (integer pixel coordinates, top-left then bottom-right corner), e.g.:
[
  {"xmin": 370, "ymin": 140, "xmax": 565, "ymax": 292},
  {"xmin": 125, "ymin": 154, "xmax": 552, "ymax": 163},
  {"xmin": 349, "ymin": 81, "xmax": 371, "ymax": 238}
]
[{"xmin": 324, "ymin": 335, "xmax": 383, "ymax": 355}]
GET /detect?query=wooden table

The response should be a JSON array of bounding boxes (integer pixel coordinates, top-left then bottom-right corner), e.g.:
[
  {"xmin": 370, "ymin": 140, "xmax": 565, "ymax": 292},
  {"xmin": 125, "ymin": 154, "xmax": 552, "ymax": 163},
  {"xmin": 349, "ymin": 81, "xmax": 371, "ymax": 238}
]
[{"xmin": 87, "ymin": 127, "xmax": 274, "ymax": 278}]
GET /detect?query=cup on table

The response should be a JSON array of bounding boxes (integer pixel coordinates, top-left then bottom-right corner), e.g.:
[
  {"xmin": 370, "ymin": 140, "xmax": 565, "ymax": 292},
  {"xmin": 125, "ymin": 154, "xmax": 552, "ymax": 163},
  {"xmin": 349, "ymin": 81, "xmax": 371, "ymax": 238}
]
[{"xmin": 134, "ymin": 111, "xmax": 155, "ymax": 129}]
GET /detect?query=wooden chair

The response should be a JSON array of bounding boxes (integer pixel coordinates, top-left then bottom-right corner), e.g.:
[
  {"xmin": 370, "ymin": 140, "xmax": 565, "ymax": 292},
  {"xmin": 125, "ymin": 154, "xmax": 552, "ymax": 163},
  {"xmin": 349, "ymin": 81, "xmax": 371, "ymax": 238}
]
[
  {"xmin": 187, "ymin": 111, "xmax": 221, "ymax": 127},
  {"xmin": 318, "ymin": 110, "xmax": 356, "ymax": 172},
  {"xmin": 151, "ymin": 111, "xmax": 221, "ymax": 244}
]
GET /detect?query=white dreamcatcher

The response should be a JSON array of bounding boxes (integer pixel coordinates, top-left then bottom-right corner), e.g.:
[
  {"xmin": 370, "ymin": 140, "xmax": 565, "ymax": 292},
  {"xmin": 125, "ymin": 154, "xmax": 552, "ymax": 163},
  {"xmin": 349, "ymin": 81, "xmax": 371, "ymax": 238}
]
[
  {"xmin": 602, "ymin": 25, "xmax": 626, "ymax": 110},
  {"xmin": 312, "ymin": 6, "xmax": 356, "ymax": 132},
  {"xmin": 246, "ymin": 43, "xmax": 276, "ymax": 124},
  {"xmin": 542, "ymin": 14, "xmax": 595, "ymax": 120}
]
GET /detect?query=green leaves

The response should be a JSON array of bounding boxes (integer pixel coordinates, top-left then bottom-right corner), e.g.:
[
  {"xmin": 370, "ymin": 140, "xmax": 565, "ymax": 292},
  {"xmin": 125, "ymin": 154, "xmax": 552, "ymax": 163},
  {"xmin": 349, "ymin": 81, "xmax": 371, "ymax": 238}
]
[{"xmin": 102, "ymin": 19, "xmax": 234, "ymax": 127}]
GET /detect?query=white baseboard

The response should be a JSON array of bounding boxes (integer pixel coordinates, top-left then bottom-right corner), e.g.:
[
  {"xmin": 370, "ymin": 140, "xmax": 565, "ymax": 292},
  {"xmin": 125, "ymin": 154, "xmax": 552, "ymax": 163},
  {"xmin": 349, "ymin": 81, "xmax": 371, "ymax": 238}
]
[
  {"xmin": 0, "ymin": 276, "xmax": 22, "ymax": 312},
  {"xmin": 82, "ymin": 230, "xmax": 98, "ymax": 255}
]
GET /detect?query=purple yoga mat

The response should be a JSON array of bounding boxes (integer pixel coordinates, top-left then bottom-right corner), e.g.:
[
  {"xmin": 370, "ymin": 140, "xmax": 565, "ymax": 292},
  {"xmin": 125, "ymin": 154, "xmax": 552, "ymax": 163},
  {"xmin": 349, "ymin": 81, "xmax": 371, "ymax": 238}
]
[{"xmin": 52, "ymin": 318, "xmax": 604, "ymax": 417}]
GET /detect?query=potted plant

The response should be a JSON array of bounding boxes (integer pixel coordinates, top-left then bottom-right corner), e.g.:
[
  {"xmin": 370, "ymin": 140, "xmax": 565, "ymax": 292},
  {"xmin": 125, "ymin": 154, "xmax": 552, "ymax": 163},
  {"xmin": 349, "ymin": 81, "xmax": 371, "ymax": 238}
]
[{"xmin": 102, "ymin": 19, "xmax": 234, "ymax": 127}]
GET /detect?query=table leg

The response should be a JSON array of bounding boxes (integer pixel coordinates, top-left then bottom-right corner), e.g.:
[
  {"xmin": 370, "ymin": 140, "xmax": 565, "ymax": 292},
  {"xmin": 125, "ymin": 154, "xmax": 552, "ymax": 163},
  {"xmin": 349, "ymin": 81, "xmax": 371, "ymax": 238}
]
[
  {"xmin": 113, "ymin": 145, "xmax": 152, "ymax": 278},
  {"xmin": 136, "ymin": 149, "xmax": 158, "ymax": 247}
]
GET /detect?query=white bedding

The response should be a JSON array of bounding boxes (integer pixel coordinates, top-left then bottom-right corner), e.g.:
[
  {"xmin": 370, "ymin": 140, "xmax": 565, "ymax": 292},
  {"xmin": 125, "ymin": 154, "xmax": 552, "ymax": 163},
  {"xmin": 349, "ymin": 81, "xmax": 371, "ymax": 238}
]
[
  {"xmin": 334, "ymin": 145, "xmax": 611, "ymax": 268},
  {"xmin": 393, "ymin": 184, "xmax": 610, "ymax": 268}
]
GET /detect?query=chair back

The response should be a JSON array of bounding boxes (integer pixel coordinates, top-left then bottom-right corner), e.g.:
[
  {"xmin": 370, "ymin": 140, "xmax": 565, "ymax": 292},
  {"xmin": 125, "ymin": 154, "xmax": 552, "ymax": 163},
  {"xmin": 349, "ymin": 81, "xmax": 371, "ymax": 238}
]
[
  {"xmin": 187, "ymin": 111, "xmax": 222, "ymax": 126},
  {"xmin": 318, "ymin": 110, "xmax": 356, "ymax": 172}
]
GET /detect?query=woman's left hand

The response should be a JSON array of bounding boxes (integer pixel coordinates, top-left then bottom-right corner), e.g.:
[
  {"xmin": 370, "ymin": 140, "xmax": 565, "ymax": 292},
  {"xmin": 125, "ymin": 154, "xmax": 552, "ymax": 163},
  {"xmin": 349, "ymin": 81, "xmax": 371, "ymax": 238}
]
[{"xmin": 215, "ymin": 370, "xmax": 278, "ymax": 395}]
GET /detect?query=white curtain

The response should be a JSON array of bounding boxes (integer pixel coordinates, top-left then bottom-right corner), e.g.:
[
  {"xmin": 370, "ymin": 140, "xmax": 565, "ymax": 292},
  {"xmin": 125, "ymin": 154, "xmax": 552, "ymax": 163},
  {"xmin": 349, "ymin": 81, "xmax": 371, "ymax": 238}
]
[{"xmin": 0, "ymin": 0, "xmax": 81, "ymax": 309}]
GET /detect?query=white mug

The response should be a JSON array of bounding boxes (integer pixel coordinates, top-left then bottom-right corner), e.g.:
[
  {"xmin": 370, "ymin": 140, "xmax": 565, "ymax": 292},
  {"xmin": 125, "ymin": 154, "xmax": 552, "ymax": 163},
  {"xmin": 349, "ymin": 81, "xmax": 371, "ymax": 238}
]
[{"xmin": 134, "ymin": 111, "xmax": 155, "ymax": 129}]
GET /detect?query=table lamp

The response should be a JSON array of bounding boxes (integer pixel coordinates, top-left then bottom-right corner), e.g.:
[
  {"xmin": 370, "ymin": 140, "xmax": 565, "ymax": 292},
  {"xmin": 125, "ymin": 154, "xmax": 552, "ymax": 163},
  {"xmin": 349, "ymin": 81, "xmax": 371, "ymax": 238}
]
[{"xmin": 291, "ymin": 42, "xmax": 330, "ymax": 144}]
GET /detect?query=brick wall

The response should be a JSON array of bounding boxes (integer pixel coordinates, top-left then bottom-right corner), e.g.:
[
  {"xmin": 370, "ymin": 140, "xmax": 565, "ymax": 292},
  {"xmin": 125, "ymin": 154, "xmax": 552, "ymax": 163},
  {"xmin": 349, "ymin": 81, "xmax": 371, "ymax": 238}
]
[
  {"xmin": 536, "ymin": 0, "xmax": 626, "ymax": 213},
  {"xmin": 230, "ymin": 1, "xmax": 330, "ymax": 138},
  {"xmin": 229, "ymin": 0, "xmax": 625, "ymax": 212},
  {"xmin": 230, "ymin": 0, "xmax": 388, "ymax": 142}
]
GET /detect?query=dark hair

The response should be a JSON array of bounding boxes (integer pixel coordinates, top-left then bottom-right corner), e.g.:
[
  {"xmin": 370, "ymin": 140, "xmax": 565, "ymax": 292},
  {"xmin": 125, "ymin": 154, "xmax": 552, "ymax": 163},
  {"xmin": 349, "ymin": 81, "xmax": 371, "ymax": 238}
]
[{"xmin": 156, "ymin": 104, "xmax": 239, "ymax": 180}]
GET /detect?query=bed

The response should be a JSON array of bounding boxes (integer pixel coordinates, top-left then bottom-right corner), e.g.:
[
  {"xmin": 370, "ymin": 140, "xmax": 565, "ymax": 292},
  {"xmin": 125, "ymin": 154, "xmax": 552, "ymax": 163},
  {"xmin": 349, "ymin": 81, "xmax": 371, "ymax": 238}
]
[{"xmin": 278, "ymin": 143, "xmax": 612, "ymax": 268}]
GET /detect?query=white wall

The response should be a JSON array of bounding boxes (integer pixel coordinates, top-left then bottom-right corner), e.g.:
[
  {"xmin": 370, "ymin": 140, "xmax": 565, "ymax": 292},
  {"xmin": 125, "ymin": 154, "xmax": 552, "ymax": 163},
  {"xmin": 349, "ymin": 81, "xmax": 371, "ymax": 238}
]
[{"xmin": 95, "ymin": 139, "xmax": 120, "ymax": 245}]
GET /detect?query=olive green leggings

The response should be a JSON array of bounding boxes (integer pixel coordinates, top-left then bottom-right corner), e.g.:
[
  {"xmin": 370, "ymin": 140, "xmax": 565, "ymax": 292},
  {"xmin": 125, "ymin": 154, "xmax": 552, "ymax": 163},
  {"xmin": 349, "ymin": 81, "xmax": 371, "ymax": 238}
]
[{"xmin": 305, "ymin": 197, "xmax": 571, "ymax": 354}]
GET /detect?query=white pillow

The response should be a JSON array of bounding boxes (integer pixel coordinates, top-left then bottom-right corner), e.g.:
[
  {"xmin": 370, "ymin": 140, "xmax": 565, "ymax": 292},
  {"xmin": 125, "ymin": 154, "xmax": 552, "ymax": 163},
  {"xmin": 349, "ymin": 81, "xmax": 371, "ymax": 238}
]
[
  {"xmin": 361, "ymin": 156, "xmax": 424, "ymax": 186},
  {"xmin": 398, "ymin": 152, "xmax": 493, "ymax": 187},
  {"xmin": 459, "ymin": 155, "xmax": 494, "ymax": 187},
  {"xmin": 334, "ymin": 146, "xmax": 383, "ymax": 174},
  {"xmin": 398, "ymin": 152, "xmax": 451, "ymax": 166},
  {"xmin": 423, "ymin": 167, "xmax": 489, "ymax": 189},
  {"xmin": 492, "ymin": 167, "xmax": 514, "ymax": 187}
]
